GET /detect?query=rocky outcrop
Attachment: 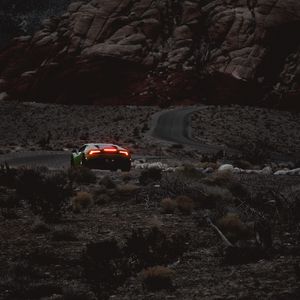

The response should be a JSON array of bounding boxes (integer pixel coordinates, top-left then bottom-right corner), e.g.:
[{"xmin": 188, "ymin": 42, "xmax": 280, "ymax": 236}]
[
  {"xmin": 1, "ymin": 0, "xmax": 300, "ymax": 109},
  {"xmin": 0, "ymin": 0, "xmax": 74, "ymax": 49}
]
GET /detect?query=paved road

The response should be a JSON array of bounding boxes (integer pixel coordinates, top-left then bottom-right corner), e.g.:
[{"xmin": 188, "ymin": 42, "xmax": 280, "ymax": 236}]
[{"xmin": 150, "ymin": 106, "xmax": 228, "ymax": 153}]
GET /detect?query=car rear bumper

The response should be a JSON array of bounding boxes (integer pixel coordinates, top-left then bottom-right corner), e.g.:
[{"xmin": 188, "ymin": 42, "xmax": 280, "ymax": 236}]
[{"xmin": 84, "ymin": 156, "xmax": 131, "ymax": 170}]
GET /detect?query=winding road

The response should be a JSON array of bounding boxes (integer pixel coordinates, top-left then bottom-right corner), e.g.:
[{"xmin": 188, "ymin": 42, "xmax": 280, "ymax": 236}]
[
  {"xmin": 150, "ymin": 106, "xmax": 227, "ymax": 152},
  {"xmin": 0, "ymin": 106, "xmax": 203, "ymax": 168}
]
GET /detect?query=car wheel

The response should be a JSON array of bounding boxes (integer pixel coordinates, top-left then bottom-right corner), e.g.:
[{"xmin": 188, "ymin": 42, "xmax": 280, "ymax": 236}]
[
  {"xmin": 121, "ymin": 161, "xmax": 131, "ymax": 172},
  {"xmin": 70, "ymin": 156, "xmax": 75, "ymax": 167}
]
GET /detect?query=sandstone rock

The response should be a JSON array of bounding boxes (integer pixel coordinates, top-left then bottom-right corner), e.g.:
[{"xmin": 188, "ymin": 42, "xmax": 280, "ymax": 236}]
[
  {"xmin": 82, "ymin": 43, "xmax": 143, "ymax": 59},
  {"xmin": 0, "ymin": 0, "xmax": 300, "ymax": 108}
]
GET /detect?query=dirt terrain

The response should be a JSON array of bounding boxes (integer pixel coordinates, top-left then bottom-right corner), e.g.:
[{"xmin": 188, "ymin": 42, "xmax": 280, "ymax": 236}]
[
  {"xmin": 0, "ymin": 100, "xmax": 159, "ymax": 155},
  {"xmin": 191, "ymin": 105, "xmax": 300, "ymax": 161},
  {"xmin": 0, "ymin": 101, "xmax": 300, "ymax": 300},
  {"xmin": 0, "ymin": 166, "xmax": 299, "ymax": 300}
]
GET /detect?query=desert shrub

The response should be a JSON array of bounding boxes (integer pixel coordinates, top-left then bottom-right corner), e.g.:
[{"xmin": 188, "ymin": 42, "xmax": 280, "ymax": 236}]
[
  {"xmin": 68, "ymin": 167, "xmax": 96, "ymax": 185},
  {"xmin": 177, "ymin": 164, "xmax": 203, "ymax": 179},
  {"xmin": 142, "ymin": 266, "xmax": 174, "ymax": 290},
  {"xmin": 0, "ymin": 190, "xmax": 19, "ymax": 219},
  {"xmin": 13, "ymin": 283, "xmax": 61, "ymax": 300},
  {"xmin": 28, "ymin": 246, "xmax": 61, "ymax": 265},
  {"xmin": 116, "ymin": 184, "xmax": 139, "ymax": 197},
  {"xmin": 8, "ymin": 261, "xmax": 39, "ymax": 283},
  {"xmin": 82, "ymin": 239, "xmax": 129, "ymax": 299},
  {"xmin": 205, "ymin": 171, "xmax": 235, "ymax": 186},
  {"xmin": 82, "ymin": 229, "xmax": 189, "ymax": 297},
  {"xmin": 160, "ymin": 197, "xmax": 176, "ymax": 214},
  {"xmin": 139, "ymin": 168, "xmax": 162, "ymax": 185},
  {"xmin": 122, "ymin": 173, "xmax": 132, "ymax": 183},
  {"xmin": 31, "ymin": 218, "xmax": 50, "ymax": 234},
  {"xmin": 175, "ymin": 195, "xmax": 194, "ymax": 215},
  {"xmin": 72, "ymin": 191, "xmax": 93, "ymax": 213},
  {"xmin": 198, "ymin": 185, "xmax": 234, "ymax": 209},
  {"xmin": 124, "ymin": 227, "xmax": 188, "ymax": 269},
  {"xmin": 218, "ymin": 213, "xmax": 251, "ymax": 242},
  {"xmin": 94, "ymin": 193, "xmax": 111, "ymax": 205},
  {"xmin": 63, "ymin": 284, "xmax": 96, "ymax": 300},
  {"xmin": 0, "ymin": 164, "xmax": 18, "ymax": 188},
  {"xmin": 236, "ymin": 139, "xmax": 272, "ymax": 164},
  {"xmin": 16, "ymin": 169, "xmax": 72, "ymax": 222},
  {"xmin": 99, "ymin": 175, "xmax": 116, "ymax": 189},
  {"xmin": 52, "ymin": 226, "xmax": 78, "ymax": 241},
  {"xmin": 204, "ymin": 172, "xmax": 249, "ymax": 199}
]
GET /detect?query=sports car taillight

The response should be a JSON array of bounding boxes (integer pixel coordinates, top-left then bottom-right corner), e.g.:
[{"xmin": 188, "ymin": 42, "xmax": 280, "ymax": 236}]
[
  {"xmin": 88, "ymin": 149, "xmax": 101, "ymax": 155},
  {"xmin": 119, "ymin": 150, "xmax": 129, "ymax": 156},
  {"xmin": 103, "ymin": 148, "xmax": 118, "ymax": 153}
]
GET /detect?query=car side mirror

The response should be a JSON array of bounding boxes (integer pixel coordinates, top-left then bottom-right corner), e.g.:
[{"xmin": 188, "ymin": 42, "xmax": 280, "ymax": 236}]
[{"xmin": 72, "ymin": 149, "xmax": 78, "ymax": 153}]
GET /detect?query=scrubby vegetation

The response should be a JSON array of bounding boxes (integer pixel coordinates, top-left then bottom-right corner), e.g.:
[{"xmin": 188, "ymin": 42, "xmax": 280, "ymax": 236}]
[
  {"xmin": 0, "ymin": 161, "xmax": 299, "ymax": 299},
  {"xmin": 142, "ymin": 266, "xmax": 175, "ymax": 291},
  {"xmin": 72, "ymin": 191, "xmax": 93, "ymax": 213},
  {"xmin": 16, "ymin": 168, "xmax": 72, "ymax": 221}
]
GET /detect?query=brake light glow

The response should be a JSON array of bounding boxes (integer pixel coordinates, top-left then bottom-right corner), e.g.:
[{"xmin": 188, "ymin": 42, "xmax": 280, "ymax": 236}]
[
  {"xmin": 103, "ymin": 148, "xmax": 118, "ymax": 153},
  {"xmin": 119, "ymin": 150, "xmax": 129, "ymax": 156},
  {"xmin": 89, "ymin": 150, "xmax": 101, "ymax": 155}
]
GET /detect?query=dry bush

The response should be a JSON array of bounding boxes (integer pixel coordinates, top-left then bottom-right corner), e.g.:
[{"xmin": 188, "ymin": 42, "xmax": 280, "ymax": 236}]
[
  {"xmin": 100, "ymin": 175, "xmax": 116, "ymax": 189},
  {"xmin": 198, "ymin": 185, "xmax": 234, "ymax": 209},
  {"xmin": 160, "ymin": 198, "xmax": 176, "ymax": 214},
  {"xmin": 204, "ymin": 172, "xmax": 249, "ymax": 199},
  {"xmin": 142, "ymin": 266, "xmax": 174, "ymax": 290},
  {"xmin": 63, "ymin": 284, "xmax": 96, "ymax": 300},
  {"xmin": 68, "ymin": 167, "xmax": 96, "ymax": 185},
  {"xmin": 51, "ymin": 226, "xmax": 78, "ymax": 241},
  {"xmin": 16, "ymin": 169, "xmax": 72, "ymax": 222},
  {"xmin": 116, "ymin": 184, "xmax": 139, "ymax": 196},
  {"xmin": 31, "ymin": 218, "xmax": 50, "ymax": 234},
  {"xmin": 72, "ymin": 191, "xmax": 93, "ymax": 213},
  {"xmin": 218, "ymin": 213, "xmax": 252, "ymax": 242},
  {"xmin": 177, "ymin": 164, "xmax": 203, "ymax": 179},
  {"xmin": 175, "ymin": 195, "xmax": 194, "ymax": 215},
  {"xmin": 139, "ymin": 168, "xmax": 162, "ymax": 185},
  {"xmin": 94, "ymin": 193, "xmax": 111, "ymax": 205}
]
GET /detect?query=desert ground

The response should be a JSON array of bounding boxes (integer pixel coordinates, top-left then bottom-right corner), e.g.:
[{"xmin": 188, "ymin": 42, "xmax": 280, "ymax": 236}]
[{"xmin": 0, "ymin": 101, "xmax": 300, "ymax": 300}]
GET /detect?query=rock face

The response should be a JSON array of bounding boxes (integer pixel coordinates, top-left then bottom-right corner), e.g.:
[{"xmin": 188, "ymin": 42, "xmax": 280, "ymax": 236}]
[
  {"xmin": 1, "ymin": 0, "xmax": 300, "ymax": 109},
  {"xmin": 0, "ymin": 0, "xmax": 73, "ymax": 49}
]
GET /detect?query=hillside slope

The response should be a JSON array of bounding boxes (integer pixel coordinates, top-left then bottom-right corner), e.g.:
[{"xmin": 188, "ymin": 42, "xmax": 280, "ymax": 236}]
[{"xmin": 0, "ymin": 0, "xmax": 300, "ymax": 109}]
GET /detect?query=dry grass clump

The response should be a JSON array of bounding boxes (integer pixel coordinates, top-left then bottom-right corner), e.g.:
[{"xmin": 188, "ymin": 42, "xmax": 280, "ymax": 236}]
[
  {"xmin": 100, "ymin": 175, "xmax": 116, "ymax": 189},
  {"xmin": 51, "ymin": 226, "xmax": 78, "ymax": 241},
  {"xmin": 204, "ymin": 170, "xmax": 235, "ymax": 186},
  {"xmin": 160, "ymin": 197, "xmax": 176, "ymax": 214},
  {"xmin": 31, "ymin": 218, "xmax": 50, "ymax": 234},
  {"xmin": 72, "ymin": 191, "xmax": 93, "ymax": 213},
  {"xmin": 68, "ymin": 167, "xmax": 96, "ymax": 185},
  {"xmin": 218, "ymin": 213, "xmax": 252, "ymax": 242},
  {"xmin": 142, "ymin": 266, "xmax": 175, "ymax": 290},
  {"xmin": 116, "ymin": 184, "xmax": 139, "ymax": 196},
  {"xmin": 175, "ymin": 195, "xmax": 194, "ymax": 215},
  {"xmin": 198, "ymin": 185, "xmax": 234, "ymax": 209}
]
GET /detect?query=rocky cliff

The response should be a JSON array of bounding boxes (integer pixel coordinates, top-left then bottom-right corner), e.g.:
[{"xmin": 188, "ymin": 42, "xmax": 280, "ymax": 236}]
[
  {"xmin": 1, "ymin": 0, "xmax": 300, "ymax": 109},
  {"xmin": 0, "ymin": 0, "xmax": 74, "ymax": 49}
]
